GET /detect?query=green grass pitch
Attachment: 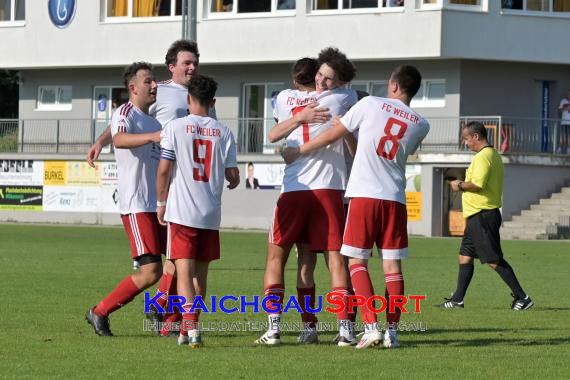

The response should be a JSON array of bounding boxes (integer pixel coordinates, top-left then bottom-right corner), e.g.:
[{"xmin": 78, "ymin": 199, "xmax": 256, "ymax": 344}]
[{"xmin": 0, "ymin": 224, "xmax": 569, "ymax": 379}]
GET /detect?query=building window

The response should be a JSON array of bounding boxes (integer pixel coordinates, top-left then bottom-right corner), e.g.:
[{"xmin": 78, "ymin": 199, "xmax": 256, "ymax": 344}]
[
  {"xmin": 449, "ymin": 0, "xmax": 479, "ymax": 4},
  {"xmin": 37, "ymin": 86, "xmax": 72, "ymax": 111},
  {"xmin": 422, "ymin": 0, "xmax": 486, "ymax": 8},
  {"xmin": 351, "ymin": 80, "xmax": 445, "ymax": 107},
  {"xmin": 349, "ymin": 81, "xmax": 389, "ymax": 97},
  {"xmin": 312, "ymin": 0, "xmax": 403, "ymax": 10},
  {"xmin": 502, "ymin": 0, "xmax": 570, "ymax": 12},
  {"xmin": 105, "ymin": 0, "xmax": 182, "ymax": 18},
  {"xmin": 210, "ymin": 0, "xmax": 295, "ymax": 14},
  {"xmin": 0, "ymin": 0, "xmax": 25, "ymax": 23},
  {"xmin": 411, "ymin": 80, "xmax": 446, "ymax": 108},
  {"xmin": 240, "ymin": 83, "xmax": 285, "ymax": 153}
]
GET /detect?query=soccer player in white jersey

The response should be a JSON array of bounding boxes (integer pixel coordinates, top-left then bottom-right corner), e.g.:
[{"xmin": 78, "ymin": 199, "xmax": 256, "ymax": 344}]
[
  {"xmin": 255, "ymin": 49, "xmax": 359, "ymax": 346},
  {"xmin": 283, "ymin": 65, "xmax": 430, "ymax": 349},
  {"xmin": 86, "ymin": 40, "xmax": 207, "ymax": 334},
  {"xmin": 156, "ymin": 75, "xmax": 240, "ymax": 348},
  {"xmin": 85, "ymin": 62, "xmax": 164, "ymax": 336}
]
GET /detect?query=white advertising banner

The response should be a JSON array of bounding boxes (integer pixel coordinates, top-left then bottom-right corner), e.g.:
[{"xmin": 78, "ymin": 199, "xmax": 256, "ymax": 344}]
[
  {"xmin": 0, "ymin": 160, "xmax": 44, "ymax": 185},
  {"xmin": 43, "ymin": 186, "xmax": 100, "ymax": 212}
]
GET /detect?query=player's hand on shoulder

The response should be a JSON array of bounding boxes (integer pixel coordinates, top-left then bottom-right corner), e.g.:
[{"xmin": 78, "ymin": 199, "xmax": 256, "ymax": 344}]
[
  {"xmin": 282, "ymin": 146, "xmax": 301, "ymax": 164},
  {"xmin": 296, "ymin": 102, "xmax": 331, "ymax": 125}
]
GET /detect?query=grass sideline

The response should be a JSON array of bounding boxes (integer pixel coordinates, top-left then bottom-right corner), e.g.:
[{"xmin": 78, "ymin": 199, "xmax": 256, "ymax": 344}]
[{"xmin": 0, "ymin": 224, "xmax": 569, "ymax": 379}]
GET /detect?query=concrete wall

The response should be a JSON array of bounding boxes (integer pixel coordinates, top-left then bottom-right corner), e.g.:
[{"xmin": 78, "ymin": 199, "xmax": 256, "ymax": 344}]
[
  {"xmin": 0, "ymin": 188, "xmax": 280, "ymax": 231},
  {"xmin": 459, "ymin": 60, "xmax": 570, "ymax": 118},
  {"xmin": 503, "ymin": 161, "xmax": 570, "ymax": 221},
  {"xmin": 441, "ymin": 2, "xmax": 570, "ymax": 65}
]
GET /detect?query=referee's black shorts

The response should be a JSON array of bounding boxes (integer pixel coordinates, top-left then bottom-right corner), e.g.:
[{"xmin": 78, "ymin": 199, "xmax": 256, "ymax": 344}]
[{"xmin": 460, "ymin": 208, "xmax": 503, "ymax": 263}]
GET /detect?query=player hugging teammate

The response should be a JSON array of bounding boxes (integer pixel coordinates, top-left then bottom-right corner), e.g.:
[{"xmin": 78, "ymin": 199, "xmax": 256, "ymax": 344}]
[{"xmin": 85, "ymin": 41, "xmax": 432, "ymax": 350}]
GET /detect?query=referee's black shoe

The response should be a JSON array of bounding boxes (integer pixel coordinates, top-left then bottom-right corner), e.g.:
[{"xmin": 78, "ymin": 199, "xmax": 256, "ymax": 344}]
[
  {"xmin": 85, "ymin": 308, "xmax": 113, "ymax": 336},
  {"xmin": 511, "ymin": 294, "xmax": 534, "ymax": 311},
  {"xmin": 435, "ymin": 298, "xmax": 464, "ymax": 309}
]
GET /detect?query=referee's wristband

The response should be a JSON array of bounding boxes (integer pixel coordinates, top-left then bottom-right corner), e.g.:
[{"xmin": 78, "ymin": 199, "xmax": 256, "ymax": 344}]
[{"xmin": 157, "ymin": 200, "xmax": 167, "ymax": 207}]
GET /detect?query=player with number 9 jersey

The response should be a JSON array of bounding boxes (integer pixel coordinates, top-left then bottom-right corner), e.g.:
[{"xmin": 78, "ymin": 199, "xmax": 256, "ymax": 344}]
[
  {"xmin": 156, "ymin": 75, "xmax": 239, "ymax": 346},
  {"xmin": 160, "ymin": 114, "xmax": 237, "ymax": 231}
]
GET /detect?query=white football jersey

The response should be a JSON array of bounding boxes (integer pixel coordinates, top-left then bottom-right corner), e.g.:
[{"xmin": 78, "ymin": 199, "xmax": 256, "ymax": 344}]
[
  {"xmin": 160, "ymin": 115, "xmax": 237, "ymax": 230},
  {"xmin": 110, "ymin": 102, "xmax": 162, "ymax": 214},
  {"xmin": 341, "ymin": 96, "xmax": 430, "ymax": 204},
  {"xmin": 274, "ymin": 88, "xmax": 358, "ymax": 193},
  {"xmin": 149, "ymin": 80, "xmax": 217, "ymax": 126}
]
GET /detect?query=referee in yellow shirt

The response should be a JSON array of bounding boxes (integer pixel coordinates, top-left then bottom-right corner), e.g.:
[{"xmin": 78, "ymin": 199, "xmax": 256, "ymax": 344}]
[{"xmin": 437, "ymin": 122, "xmax": 533, "ymax": 311}]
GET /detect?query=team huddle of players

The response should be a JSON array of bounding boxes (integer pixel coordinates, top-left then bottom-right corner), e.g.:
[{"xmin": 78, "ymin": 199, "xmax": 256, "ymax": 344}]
[{"xmin": 84, "ymin": 40, "xmax": 430, "ymax": 350}]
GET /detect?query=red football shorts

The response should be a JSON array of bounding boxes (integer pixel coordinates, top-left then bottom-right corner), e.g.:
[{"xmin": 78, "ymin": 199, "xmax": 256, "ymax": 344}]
[
  {"xmin": 167, "ymin": 222, "xmax": 220, "ymax": 262},
  {"xmin": 121, "ymin": 212, "xmax": 166, "ymax": 259},
  {"xmin": 269, "ymin": 189, "xmax": 344, "ymax": 252},
  {"xmin": 341, "ymin": 198, "xmax": 408, "ymax": 260}
]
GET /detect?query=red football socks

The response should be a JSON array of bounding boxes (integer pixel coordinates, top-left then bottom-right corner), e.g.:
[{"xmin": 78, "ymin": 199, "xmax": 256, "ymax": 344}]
[{"xmin": 94, "ymin": 276, "xmax": 140, "ymax": 317}]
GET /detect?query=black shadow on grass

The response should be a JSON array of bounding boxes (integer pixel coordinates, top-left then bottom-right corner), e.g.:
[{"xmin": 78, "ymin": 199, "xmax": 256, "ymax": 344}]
[
  {"xmin": 413, "ymin": 327, "xmax": 561, "ymax": 335},
  {"xmin": 406, "ymin": 337, "xmax": 570, "ymax": 348}
]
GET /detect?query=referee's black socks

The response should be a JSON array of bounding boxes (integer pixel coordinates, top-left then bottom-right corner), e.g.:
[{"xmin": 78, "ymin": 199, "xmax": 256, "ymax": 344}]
[
  {"xmin": 452, "ymin": 263, "xmax": 474, "ymax": 302},
  {"xmin": 494, "ymin": 259, "xmax": 526, "ymax": 300}
]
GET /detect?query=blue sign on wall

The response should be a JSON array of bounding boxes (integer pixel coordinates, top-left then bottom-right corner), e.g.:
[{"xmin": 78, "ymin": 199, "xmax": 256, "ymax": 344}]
[
  {"xmin": 541, "ymin": 81, "xmax": 550, "ymax": 153},
  {"xmin": 48, "ymin": 0, "xmax": 76, "ymax": 29}
]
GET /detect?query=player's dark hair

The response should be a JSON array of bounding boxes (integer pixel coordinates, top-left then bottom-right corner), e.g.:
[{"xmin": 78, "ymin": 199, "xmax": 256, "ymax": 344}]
[
  {"xmin": 292, "ymin": 58, "xmax": 318, "ymax": 86},
  {"xmin": 188, "ymin": 74, "xmax": 217, "ymax": 107},
  {"xmin": 165, "ymin": 40, "xmax": 200, "ymax": 66},
  {"xmin": 123, "ymin": 62, "xmax": 153, "ymax": 89},
  {"xmin": 390, "ymin": 65, "xmax": 422, "ymax": 98},
  {"xmin": 247, "ymin": 162, "xmax": 254, "ymax": 168},
  {"xmin": 317, "ymin": 47, "xmax": 356, "ymax": 83},
  {"xmin": 464, "ymin": 121, "xmax": 488, "ymax": 140}
]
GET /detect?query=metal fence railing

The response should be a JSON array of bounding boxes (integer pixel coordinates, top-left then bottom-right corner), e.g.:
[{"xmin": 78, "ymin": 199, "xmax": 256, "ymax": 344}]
[{"xmin": 1, "ymin": 116, "xmax": 569, "ymax": 156}]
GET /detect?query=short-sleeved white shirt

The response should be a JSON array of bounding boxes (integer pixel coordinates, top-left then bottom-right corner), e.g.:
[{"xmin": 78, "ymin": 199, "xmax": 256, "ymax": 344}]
[
  {"xmin": 341, "ymin": 96, "xmax": 430, "ymax": 204},
  {"xmin": 149, "ymin": 80, "xmax": 217, "ymax": 126},
  {"xmin": 110, "ymin": 102, "xmax": 162, "ymax": 214},
  {"xmin": 160, "ymin": 115, "xmax": 237, "ymax": 230},
  {"xmin": 273, "ymin": 88, "xmax": 358, "ymax": 193}
]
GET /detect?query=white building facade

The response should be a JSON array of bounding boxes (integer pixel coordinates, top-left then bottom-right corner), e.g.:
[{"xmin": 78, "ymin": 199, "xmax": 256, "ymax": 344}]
[{"xmin": 1, "ymin": 0, "xmax": 570, "ymax": 237}]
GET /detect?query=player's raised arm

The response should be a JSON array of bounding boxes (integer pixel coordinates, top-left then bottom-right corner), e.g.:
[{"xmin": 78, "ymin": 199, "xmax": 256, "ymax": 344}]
[
  {"xmin": 282, "ymin": 116, "xmax": 349, "ymax": 164},
  {"xmin": 113, "ymin": 130, "xmax": 161, "ymax": 149},
  {"xmin": 87, "ymin": 126, "xmax": 112, "ymax": 167},
  {"xmin": 268, "ymin": 102, "xmax": 331, "ymax": 143}
]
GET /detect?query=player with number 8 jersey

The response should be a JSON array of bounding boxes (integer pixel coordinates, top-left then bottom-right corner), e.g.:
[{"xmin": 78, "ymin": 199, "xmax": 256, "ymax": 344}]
[{"xmin": 282, "ymin": 65, "xmax": 430, "ymax": 349}]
